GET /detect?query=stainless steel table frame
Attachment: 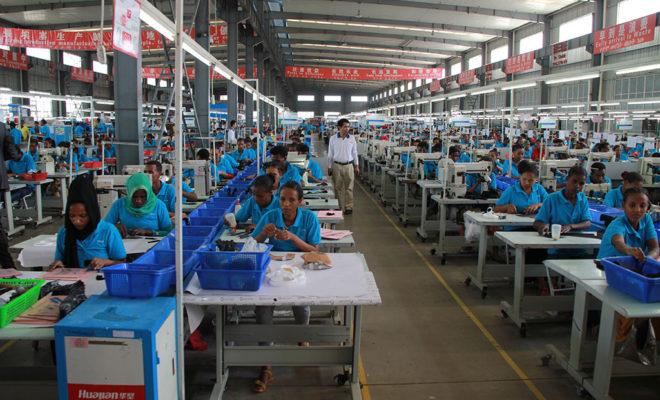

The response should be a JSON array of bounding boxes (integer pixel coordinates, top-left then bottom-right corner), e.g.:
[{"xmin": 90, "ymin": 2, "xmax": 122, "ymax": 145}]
[
  {"xmin": 8, "ymin": 178, "xmax": 54, "ymax": 226},
  {"xmin": 415, "ymin": 180, "xmax": 444, "ymax": 241},
  {"xmin": 4, "ymin": 184, "xmax": 26, "ymax": 236}
]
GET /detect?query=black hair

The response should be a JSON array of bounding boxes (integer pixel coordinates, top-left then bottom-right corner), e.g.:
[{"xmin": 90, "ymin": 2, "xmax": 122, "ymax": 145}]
[
  {"xmin": 280, "ymin": 181, "xmax": 304, "ymax": 200},
  {"xmin": 264, "ymin": 160, "xmax": 286, "ymax": 174},
  {"xmin": 9, "ymin": 121, "xmax": 15, "ymax": 127},
  {"xmin": 622, "ymin": 187, "xmax": 649, "ymax": 204},
  {"xmin": 230, "ymin": 120, "xmax": 237, "ymax": 126},
  {"xmin": 512, "ymin": 144, "xmax": 523, "ymax": 152},
  {"xmin": 297, "ymin": 143, "xmax": 310, "ymax": 154},
  {"xmin": 337, "ymin": 118, "xmax": 350, "ymax": 128},
  {"xmin": 145, "ymin": 160, "xmax": 163, "ymax": 173},
  {"xmin": 196, "ymin": 148, "xmax": 210, "ymax": 160},
  {"xmin": 251, "ymin": 175, "xmax": 274, "ymax": 193},
  {"xmin": 517, "ymin": 159, "xmax": 538, "ymax": 176},
  {"xmin": 236, "ymin": 138, "xmax": 244, "ymax": 143},
  {"xmin": 621, "ymin": 171, "xmax": 644, "ymax": 184},
  {"xmin": 567, "ymin": 166, "xmax": 587, "ymax": 178},
  {"xmin": 448, "ymin": 145, "xmax": 460, "ymax": 156},
  {"xmin": 590, "ymin": 162, "xmax": 606, "ymax": 172},
  {"xmin": 270, "ymin": 145, "xmax": 288, "ymax": 159}
]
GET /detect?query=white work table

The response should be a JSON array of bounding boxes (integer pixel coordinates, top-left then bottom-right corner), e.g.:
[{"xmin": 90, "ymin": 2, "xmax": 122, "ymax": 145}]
[
  {"xmin": 4, "ymin": 183, "xmax": 26, "ymax": 236},
  {"xmin": 11, "ymin": 234, "xmax": 163, "ymax": 268},
  {"xmin": 463, "ymin": 211, "xmax": 535, "ymax": 298},
  {"xmin": 183, "ymin": 252, "xmax": 381, "ymax": 400},
  {"xmin": 218, "ymin": 228, "xmax": 355, "ymax": 252},
  {"xmin": 303, "ymin": 197, "xmax": 339, "ymax": 210},
  {"xmin": 8, "ymin": 178, "xmax": 54, "ymax": 226},
  {"xmin": 494, "ymin": 231, "xmax": 601, "ymax": 337},
  {"xmin": 48, "ymin": 170, "xmax": 88, "ymax": 215},
  {"xmin": 415, "ymin": 180, "xmax": 445, "ymax": 240},
  {"xmin": 303, "ymin": 187, "xmax": 335, "ymax": 199},
  {"xmin": 430, "ymin": 195, "xmax": 498, "ymax": 265}
]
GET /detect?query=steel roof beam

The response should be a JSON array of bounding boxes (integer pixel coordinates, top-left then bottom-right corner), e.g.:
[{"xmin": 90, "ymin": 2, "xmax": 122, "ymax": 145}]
[{"xmin": 284, "ymin": 39, "xmax": 455, "ymax": 58}]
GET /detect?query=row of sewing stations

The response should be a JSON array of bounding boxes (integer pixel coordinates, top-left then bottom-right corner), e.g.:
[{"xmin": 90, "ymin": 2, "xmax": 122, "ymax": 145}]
[
  {"xmin": 2, "ymin": 137, "xmax": 380, "ymax": 399},
  {"xmin": 357, "ymin": 126, "xmax": 660, "ymax": 400}
]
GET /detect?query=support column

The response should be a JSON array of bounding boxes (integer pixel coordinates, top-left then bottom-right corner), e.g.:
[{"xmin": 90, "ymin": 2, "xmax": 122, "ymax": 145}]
[
  {"xmin": 194, "ymin": 0, "xmax": 210, "ymax": 136},
  {"xmin": 256, "ymin": 45, "xmax": 265, "ymax": 130},
  {"xmin": 591, "ymin": 0, "xmax": 605, "ymax": 102},
  {"xmin": 505, "ymin": 31, "xmax": 514, "ymax": 108},
  {"xmin": 113, "ymin": 52, "xmax": 142, "ymax": 169},
  {"xmin": 540, "ymin": 17, "xmax": 552, "ymax": 105},
  {"xmin": 244, "ymin": 27, "xmax": 255, "ymax": 131},
  {"xmin": 225, "ymin": 0, "xmax": 238, "ymax": 123},
  {"xmin": 56, "ymin": 51, "xmax": 66, "ymax": 116}
]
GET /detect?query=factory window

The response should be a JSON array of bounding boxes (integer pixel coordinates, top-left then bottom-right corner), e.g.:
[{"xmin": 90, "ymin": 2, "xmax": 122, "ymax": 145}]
[
  {"xmin": 297, "ymin": 95, "xmax": 315, "ymax": 101},
  {"xmin": 324, "ymin": 95, "xmax": 341, "ymax": 102},
  {"xmin": 351, "ymin": 96, "xmax": 368, "ymax": 102},
  {"xmin": 559, "ymin": 14, "xmax": 592, "ymax": 42},
  {"xmin": 394, "ymin": 87, "xmax": 399, "ymax": 94},
  {"xmin": 399, "ymin": 84, "xmax": 405, "ymax": 92},
  {"xmin": 0, "ymin": 45, "xmax": 9, "ymax": 51},
  {"xmin": 30, "ymin": 92, "xmax": 53, "ymax": 118},
  {"xmin": 93, "ymin": 61, "xmax": 108, "ymax": 74},
  {"xmin": 63, "ymin": 52, "xmax": 82, "ymax": 68},
  {"xmin": 425, "ymin": 78, "xmax": 433, "ymax": 84},
  {"xmin": 519, "ymin": 32, "xmax": 543, "ymax": 54},
  {"xmin": 490, "ymin": 45, "xmax": 508, "ymax": 63},
  {"xmin": 415, "ymin": 79, "xmax": 422, "ymax": 87},
  {"xmin": 159, "ymin": 80, "xmax": 168, "ymax": 88},
  {"xmin": 147, "ymin": 78, "xmax": 156, "ymax": 86},
  {"xmin": 450, "ymin": 63, "xmax": 461, "ymax": 76},
  {"xmin": 407, "ymin": 81, "xmax": 413, "ymax": 90},
  {"xmin": 468, "ymin": 55, "xmax": 482, "ymax": 70},
  {"xmin": 26, "ymin": 47, "xmax": 50, "ymax": 61},
  {"xmin": 219, "ymin": 95, "xmax": 228, "ymax": 101},
  {"xmin": 617, "ymin": 0, "xmax": 660, "ymax": 24}
]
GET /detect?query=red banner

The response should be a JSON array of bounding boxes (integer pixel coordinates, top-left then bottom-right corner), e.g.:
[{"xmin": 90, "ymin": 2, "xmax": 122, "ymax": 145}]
[
  {"xmin": 70, "ymin": 67, "xmax": 94, "ymax": 83},
  {"xmin": 457, "ymin": 70, "xmax": 476, "ymax": 85},
  {"xmin": 142, "ymin": 66, "xmax": 257, "ymax": 80},
  {"xmin": 429, "ymin": 80, "xmax": 442, "ymax": 93},
  {"xmin": 284, "ymin": 66, "xmax": 444, "ymax": 81},
  {"xmin": 593, "ymin": 13, "xmax": 656, "ymax": 54},
  {"xmin": 0, "ymin": 49, "xmax": 28, "ymax": 71},
  {"xmin": 504, "ymin": 51, "xmax": 534, "ymax": 75},
  {"xmin": 0, "ymin": 25, "xmax": 226, "ymax": 52},
  {"xmin": 552, "ymin": 42, "xmax": 568, "ymax": 66}
]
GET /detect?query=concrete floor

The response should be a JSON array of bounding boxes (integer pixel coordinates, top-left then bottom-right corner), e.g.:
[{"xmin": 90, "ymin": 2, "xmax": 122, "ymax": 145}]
[{"xmin": 2, "ymin": 135, "xmax": 660, "ymax": 399}]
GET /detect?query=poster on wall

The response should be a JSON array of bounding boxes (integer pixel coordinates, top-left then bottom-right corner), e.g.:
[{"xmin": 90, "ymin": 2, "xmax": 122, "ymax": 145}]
[
  {"xmin": 112, "ymin": 0, "xmax": 141, "ymax": 58},
  {"xmin": 285, "ymin": 66, "xmax": 444, "ymax": 81},
  {"xmin": 429, "ymin": 80, "xmax": 442, "ymax": 92},
  {"xmin": 457, "ymin": 69, "xmax": 476, "ymax": 85},
  {"xmin": 0, "ymin": 49, "xmax": 28, "ymax": 71},
  {"xmin": 552, "ymin": 42, "xmax": 568, "ymax": 66},
  {"xmin": 503, "ymin": 52, "xmax": 534, "ymax": 75},
  {"xmin": 593, "ymin": 14, "xmax": 656, "ymax": 54},
  {"xmin": 71, "ymin": 67, "xmax": 94, "ymax": 83}
]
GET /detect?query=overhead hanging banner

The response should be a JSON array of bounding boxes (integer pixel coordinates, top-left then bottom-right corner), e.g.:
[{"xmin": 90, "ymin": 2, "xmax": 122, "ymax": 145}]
[
  {"xmin": 429, "ymin": 80, "xmax": 442, "ymax": 93},
  {"xmin": 142, "ymin": 66, "xmax": 257, "ymax": 80},
  {"xmin": 552, "ymin": 42, "xmax": 568, "ymax": 66},
  {"xmin": 284, "ymin": 66, "xmax": 444, "ymax": 81},
  {"xmin": 112, "ymin": 0, "xmax": 141, "ymax": 58},
  {"xmin": 0, "ymin": 49, "xmax": 28, "ymax": 71},
  {"xmin": 504, "ymin": 51, "xmax": 534, "ymax": 75},
  {"xmin": 593, "ymin": 13, "xmax": 656, "ymax": 55},
  {"xmin": 70, "ymin": 67, "xmax": 95, "ymax": 83},
  {"xmin": 457, "ymin": 69, "xmax": 476, "ymax": 85}
]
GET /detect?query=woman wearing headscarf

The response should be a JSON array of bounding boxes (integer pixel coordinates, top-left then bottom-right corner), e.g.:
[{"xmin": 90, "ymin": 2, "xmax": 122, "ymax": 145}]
[
  {"xmin": 49, "ymin": 175, "xmax": 126, "ymax": 270},
  {"xmin": 104, "ymin": 172, "xmax": 173, "ymax": 237}
]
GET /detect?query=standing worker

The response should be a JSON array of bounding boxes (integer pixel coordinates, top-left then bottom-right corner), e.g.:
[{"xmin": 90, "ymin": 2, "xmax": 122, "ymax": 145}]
[
  {"xmin": 9, "ymin": 122, "xmax": 22, "ymax": 146},
  {"xmin": 327, "ymin": 118, "xmax": 359, "ymax": 215},
  {"xmin": 0, "ymin": 122, "xmax": 21, "ymax": 268},
  {"xmin": 226, "ymin": 120, "xmax": 237, "ymax": 148}
]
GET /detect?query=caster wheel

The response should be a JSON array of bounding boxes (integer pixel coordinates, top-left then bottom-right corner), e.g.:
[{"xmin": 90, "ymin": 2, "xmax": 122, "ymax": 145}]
[
  {"xmin": 440, "ymin": 257, "xmax": 446, "ymax": 265},
  {"xmin": 334, "ymin": 371, "xmax": 350, "ymax": 386},
  {"xmin": 501, "ymin": 310, "xmax": 508, "ymax": 319},
  {"xmin": 519, "ymin": 324, "xmax": 527, "ymax": 338},
  {"xmin": 481, "ymin": 287, "xmax": 488, "ymax": 299},
  {"xmin": 464, "ymin": 277, "xmax": 472, "ymax": 287},
  {"xmin": 576, "ymin": 386, "xmax": 589, "ymax": 398},
  {"xmin": 430, "ymin": 249, "xmax": 437, "ymax": 255},
  {"xmin": 541, "ymin": 354, "xmax": 552, "ymax": 367}
]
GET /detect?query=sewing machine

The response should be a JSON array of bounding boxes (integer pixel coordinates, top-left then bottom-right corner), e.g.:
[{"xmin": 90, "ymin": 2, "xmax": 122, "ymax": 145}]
[
  {"xmin": 411, "ymin": 152, "xmax": 444, "ymax": 180},
  {"xmin": 436, "ymin": 160, "xmax": 492, "ymax": 198},
  {"xmin": 567, "ymin": 148, "xmax": 590, "ymax": 158},
  {"xmin": 387, "ymin": 146, "xmax": 417, "ymax": 168},
  {"xmin": 588, "ymin": 151, "xmax": 616, "ymax": 163},
  {"xmin": 93, "ymin": 175, "xmax": 135, "ymax": 217},
  {"xmin": 539, "ymin": 159, "xmax": 581, "ymax": 191},
  {"xmin": 477, "ymin": 139, "xmax": 495, "ymax": 148},
  {"xmin": 639, "ymin": 157, "xmax": 660, "ymax": 185},
  {"xmin": 182, "ymin": 160, "xmax": 211, "ymax": 196},
  {"xmin": 545, "ymin": 146, "xmax": 569, "ymax": 159},
  {"xmin": 584, "ymin": 183, "xmax": 611, "ymax": 198}
]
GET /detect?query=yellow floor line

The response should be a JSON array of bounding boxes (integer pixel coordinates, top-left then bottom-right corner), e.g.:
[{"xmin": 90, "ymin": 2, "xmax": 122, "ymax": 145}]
[
  {"xmin": 0, "ymin": 340, "xmax": 15, "ymax": 354},
  {"xmin": 358, "ymin": 356, "xmax": 372, "ymax": 400},
  {"xmin": 358, "ymin": 183, "xmax": 546, "ymax": 400}
]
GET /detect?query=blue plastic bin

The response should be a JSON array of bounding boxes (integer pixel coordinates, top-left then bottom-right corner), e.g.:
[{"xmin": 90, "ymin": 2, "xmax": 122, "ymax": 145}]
[
  {"xmin": 135, "ymin": 249, "xmax": 199, "ymax": 276},
  {"xmin": 188, "ymin": 216, "xmax": 223, "ymax": 227},
  {"xmin": 158, "ymin": 236, "xmax": 208, "ymax": 251},
  {"xmin": 196, "ymin": 244, "xmax": 273, "ymax": 270},
  {"xmin": 194, "ymin": 257, "xmax": 270, "ymax": 291},
  {"xmin": 601, "ymin": 256, "xmax": 660, "ymax": 303},
  {"xmin": 102, "ymin": 263, "xmax": 174, "ymax": 298},
  {"xmin": 182, "ymin": 225, "xmax": 215, "ymax": 238}
]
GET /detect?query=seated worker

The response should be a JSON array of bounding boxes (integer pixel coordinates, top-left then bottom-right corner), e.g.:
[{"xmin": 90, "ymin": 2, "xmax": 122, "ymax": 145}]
[
  {"xmin": 448, "ymin": 145, "xmax": 462, "ymax": 163},
  {"xmin": 495, "ymin": 160, "xmax": 548, "ymax": 215},
  {"xmin": 49, "ymin": 175, "xmax": 126, "ymax": 270},
  {"xmin": 264, "ymin": 161, "xmax": 284, "ymax": 192},
  {"xmin": 297, "ymin": 143, "xmax": 324, "ymax": 183},
  {"xmin": 229, "ymin": 138, "xmax": 256, "ymax": 163},
  {"xmin": 225, "ymin": 175, "xmax": 279, "ymax": 232},
  {"xmin": 74, "ymin": 122, "xmax": 85, "ymax": 138},
  {"xmin": 9, "ymin": 122, "xmax": 22, "ymax": 146},
  {"xmin": 28, "ymin": 140, "xmax": 40, "ymax": 163},
  {"xmin": 20, "ymin": 122, "xmax": 29, "ymax": 142},
  {"xmin": 40, "ymin": 119, "xmax": 55, "ymax": 142},
  {"xmin": 533, "ymin": 166, "xmax": 591, "ymax": 239},
  {"xmin": 167, "ymin": 173, "xmax": 198, "ymax": 202},
  {"xmin": 104, "ymin": 172, "xmax": 173, "ymax": 237},
  {"xmin": 250, "ymin": 181, "xmax": 320, "ymax": 393},
  {"xmin": 465, "ymin": 156, "xmax": 498, "ymax": 197},
  {"xmin": 586, "ymin": 162, "xmax": 612, "ymax": 198},
  {"xmin": 523, "ymin": 142, "xmax": 533, "ymax": 159},
  {"xmin": 145, "ymin": 160, "xmax": 176, "ymax": 212},
  {"xmin": 7, "ymin": 145, "xmax": 37, "ymax": 177},
  {"xmin": 268, "ymin": 145, "xmax": 301, "ymax": 186},
  {"xmin": 604, "ymin": 171, "xmax": 644, "ymax": 209},
  {"xmin": 613, "ymin": 144, "xmax": 629, "ymax": 161},
  {"xmin": 501, "ymin": 144, "xmax": 523, "ymax": 177},
  {"xmin": 221, "ymin": 145, "xmax": 239, "ymax": 172},
  {"xmin": 144, "ymin": 133, "xmax": 157, "ymax": 147}
]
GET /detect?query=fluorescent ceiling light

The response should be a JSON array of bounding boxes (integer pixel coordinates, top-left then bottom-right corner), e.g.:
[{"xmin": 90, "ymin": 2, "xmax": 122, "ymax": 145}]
[
  {"xmin": 431, "ymin": 97, "xmax": 445, "ymax": 103},
  {"xmin": 561, "ymin": 104, "xmax": 584, "ymax": 109},
  {"xmin": 448, "ymin": 94, "xmax": 466, "ymax": 99},
  {"xmin": 501, "ymin": 82, "xmax": 536, "ymax": 90},
  {"xmin": 616, "ymin": 64, "xmax": 660, "ymax": 75},
  {"xmin": 140, "ymin": 9, "xmax": 174, "ymax": 41},
  {"xmin": 485, "ymin": 109, "xmax": 497, "ymax": 112},
  {"xmin": 598, "ymin": 102, "xmax": 620, "ymax": 107},
  {"xmin": 470, "ymin": 88, "xmax": 495, "ymax": 95},
  {"xmin": 628, "ymin": 100, "xmax": 660, "ymax": 105},
  {"xmin": 517, "ymin": 107, "xmax": 534, "ymax": 111},
  {"xmin": 285, "ymin": 18, "xmax": 473, "ymax": 37},
  {"xmin": 297, "ymin": 43, "xmax": 448, "ymax": 58},
  {"xmin": 586, "ymin": 111, "xmax": 603, "ymax": 115},
  {"xmin": 632, "ymin": 110, "xmax": 655, "ymax": 114},
  {"xmin": 545, "ymin": 73, "xmax": 599, "ymax": 84},
  {"xmin": 183, "ymin": 43, "xmax": 211, "ymax": 66},
  {"xmin": 95, "ymin": 100, "xmax": 114, "ymax": 105},
  {"xmin": 213, "ymin": 65, "xmax": 231, "ymax": 79},
  {"xmin": 537, "ymin": 105, "xmax": 556, "ymax": 110}
]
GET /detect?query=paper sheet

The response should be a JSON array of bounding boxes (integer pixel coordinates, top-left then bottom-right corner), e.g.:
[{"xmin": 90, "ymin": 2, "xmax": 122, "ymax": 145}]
[
  {"xmin": 0, "ymin": 269, "xmax": 22, "ymax": 278},
  {"xmin": 42, "ymin": 268, "xmax": 95, "ymax": 281},
  {"xmin": 320, "ymin": 228, "xmax": 353, "ymax": 240}
]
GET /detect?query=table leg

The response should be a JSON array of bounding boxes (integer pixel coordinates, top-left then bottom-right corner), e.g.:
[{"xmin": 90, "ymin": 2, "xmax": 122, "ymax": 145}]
[
  {"xmin": 568, "ymin": 285, "xmax": 590, "ymax": 371},
  {"xmin": 500, "ymin": 247, "xmax": 527, "ymax": 333},
  {"xmin": 210, "ymin": 306, "xmax": 229, "ymax": 400},
  {"xmin": 60, "ymin": 177, "xmax": 68, "ymax": 215},
  {"xmin": 4, "ymin": 190, "xmax": 24, "ymax": 236},
  {"xmin": 437, "ymin": 203, "xmax": 447, "ymax": 264},
  {"xmin": 402, "ymin": 184, "xmax": 409, "ymax": 223},
  {"xmin": 476, "ymin": 225, "xmax": 488, "ymax": 283},
  {"xmin": 589, "ymin": 304, "xmax": 617, "ymax": 400},
  {"xmin": 34, "ymin": 183, "xmax": 52, "ymax": 225},
  {"xmin": 418, "ymin": 187, "xmax": 428, "ymax": 237},
  {"xmin": 350, "ymin": 305, "xmax": 363, "ymax": 400}
]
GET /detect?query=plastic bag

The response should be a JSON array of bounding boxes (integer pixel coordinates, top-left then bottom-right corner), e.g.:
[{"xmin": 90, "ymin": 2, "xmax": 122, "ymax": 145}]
[
  {"xmin": 225, "ymin": 213, "xmax": 237, "ymax": 229},
  {"xmin": 267, "ymin": 265, "xmax": 306, "ymax": 287},
  {"xmin": 465, "ymin": 220, "xmax": 480, "ymax": 243},
  {"xmin": 241, "ymin": 237, "xmax": 268, "ymax": 253},
  {"xmin": 616, "ymin": 318, "xmax": 657, "ymax": 366}
]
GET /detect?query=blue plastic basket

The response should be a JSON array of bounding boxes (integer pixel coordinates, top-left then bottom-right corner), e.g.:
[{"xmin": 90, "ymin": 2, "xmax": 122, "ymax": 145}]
[
  {"xmin": 196, "ymin": 244, "xmax": 273, "ymax": 270},
  {"xmin": 601, "ymin": 256, "xmax": 660, "ymax": 303},
  {"xmin": 158, "ymin": 236, "xmax": 208, "ymax": 251},
  {"xmin": 188, "ymin": 216, "xmax": 223, "ymax": 227},
  {"xmin": 102, "ymin": 263, "xmax": 174, "ymax": 298},
  {"xmin": 135, "ymin": 249, "xmax": 199, "ymax": 276},
  {"xmin": 182, "ymin": 225, "xmax": 215, "ymax": 238},
  {"xmin": 194, "ymin": 208, "xmax": 227, "ymax": 218},
  {"xmin": 195, "ymin": 257, "xmax": 270, "ymax": 291}
]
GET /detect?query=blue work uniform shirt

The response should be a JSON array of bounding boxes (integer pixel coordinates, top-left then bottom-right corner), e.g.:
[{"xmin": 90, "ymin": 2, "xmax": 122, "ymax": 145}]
[
  {"xmin": 28, "ymin": 150, "xmax": 39, "ymax": 163},
  {"xmin": 74, "ymin": 125, "xmax": 85, "ymax": 137},
  {"xmin": 40, "ymin": 125, "xmax": 55, "ymax": 141},
  {"xmin": 535, "ymin": 189, "xmax": 591, "ymax": 227},
  {"xmin": 307, "ymin": 158, "xmax": 324, "ymax": 180},
  {"xmin": 496, "ymin": 182, "xmax": 548, "ymax": 213},
  {"xmin": 54, "ymin": 220, "xmax": 126, "ymax": 267},
  {"xmin": 603, "ymin": 186, "xmax": 624, "ymax": 208},
  {"xmin": 167, "ymin": 177, "xmax": 193, "ymax": 202},
  {"xmin": 586, "ymin": 175, "xmax": 612, "ymax": 198},
  {"xmin": 597, "ymin": 214, "xmax": 658, "ymax": 259},
  {"xmin": 10, "ymin": 128, "xmax": 22, "ymax": 145},
  {"xmin": 235, "ymin": 194, "xmax": 279, "ymax": 223},
  {"xmin": 501, "ymin": 159, "xmax": 520, "ymax": 177},
  {"xmin": 104, "ymin": 198, "xmax": 172, "ymax": 233},
  {"xmin": 154, "ymin": 182, "xmax": 176, "ymax": 212},
  {"xmin": 144, "ymin": 139, "xmax": 157, "ymax": 147},
  {"xmin": 7, "ymin": 153, "xmax": 37, "ymax": 174},
  {"xmin": 280, "ymin": 162, "xmax": 302, "ymax": 186},
  {"xmin": 252, "ymin": 207, "xmax": 321, "ymax": 252},
  {"xmin": 465, "ymin": 172, "xmax": 498, "ymax": 195}
]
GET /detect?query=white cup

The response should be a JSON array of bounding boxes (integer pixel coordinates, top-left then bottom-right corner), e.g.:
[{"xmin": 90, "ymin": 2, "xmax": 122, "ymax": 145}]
[{"xmin": 551, "ymin": 224, "xmax": 561, "ymax": 240}]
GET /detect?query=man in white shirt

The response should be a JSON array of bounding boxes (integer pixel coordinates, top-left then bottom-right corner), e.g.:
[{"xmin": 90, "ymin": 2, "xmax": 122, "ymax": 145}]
[
  {"xmin": 328, "ymin": 118, "xmax": 359, "ymax": 214},
  {"xmin": 226, "ymin": 119, "xmax": 237, "ymax": 148}
]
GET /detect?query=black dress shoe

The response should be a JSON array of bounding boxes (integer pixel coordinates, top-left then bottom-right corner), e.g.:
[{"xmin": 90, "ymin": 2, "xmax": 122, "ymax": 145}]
[{"xmin": 344, "ymin": 209, "xmax": 353, "ymax": 215}]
